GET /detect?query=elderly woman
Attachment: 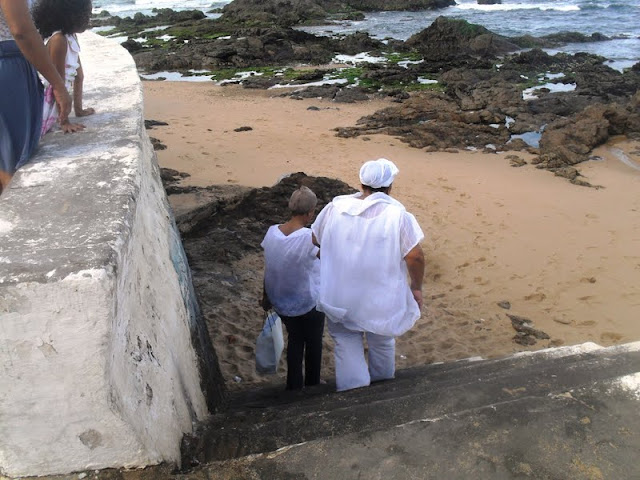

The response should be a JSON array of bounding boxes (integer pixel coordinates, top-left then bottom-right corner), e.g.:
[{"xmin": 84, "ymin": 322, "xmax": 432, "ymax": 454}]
[
  {"xmin": 261, "ymin": 186, "xmax": 325, "ymax": 390},
  {"xmin": 0, "ymin": 0, "xmax": 71, "ymax": 195}
]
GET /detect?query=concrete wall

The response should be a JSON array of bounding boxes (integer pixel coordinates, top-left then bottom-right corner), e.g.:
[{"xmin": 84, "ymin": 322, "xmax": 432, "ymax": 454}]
[{"xmin": 0, "ymin": 33, "xmax": 224, "ymax": 477}]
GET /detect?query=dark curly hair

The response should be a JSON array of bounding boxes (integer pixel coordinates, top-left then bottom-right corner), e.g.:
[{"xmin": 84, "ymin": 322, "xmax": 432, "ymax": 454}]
[{"xmin": 33, "ymin": 0, "xmax": 93, "ymax": 39}]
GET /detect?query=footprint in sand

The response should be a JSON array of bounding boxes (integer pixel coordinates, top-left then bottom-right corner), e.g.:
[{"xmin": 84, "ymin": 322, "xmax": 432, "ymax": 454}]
[
  {"xmin": 600, "ymin": 332, "xmax": 623, "ymax": 343},
  {"xmin": 580, "ymin": 277, "xmax": 597, "ymax": 284},
  {"xmin": 524, "ymin": 292, "xmax": 546, "ymax": 302}
]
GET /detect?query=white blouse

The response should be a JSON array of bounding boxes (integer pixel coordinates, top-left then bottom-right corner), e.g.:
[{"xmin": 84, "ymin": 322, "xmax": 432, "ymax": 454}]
[{"xmin": 261, "ymin": 225, "xmax": 320, "ymax": 317}]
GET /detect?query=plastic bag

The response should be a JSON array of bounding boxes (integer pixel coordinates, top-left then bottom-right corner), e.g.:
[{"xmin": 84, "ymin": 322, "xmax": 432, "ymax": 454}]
[{"xmin": 255, "ymin": 310, "xmax": 284, "ymax": 374}]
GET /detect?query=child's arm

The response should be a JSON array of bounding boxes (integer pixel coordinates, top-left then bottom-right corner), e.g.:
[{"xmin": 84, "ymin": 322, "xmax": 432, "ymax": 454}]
[
  {"xmin": 47, "ymin": 34, "xmax": 85, "ymax": 133},
  {"xmin": 73, "ymin": 60, "xmax": 95, "ymax": 117}
]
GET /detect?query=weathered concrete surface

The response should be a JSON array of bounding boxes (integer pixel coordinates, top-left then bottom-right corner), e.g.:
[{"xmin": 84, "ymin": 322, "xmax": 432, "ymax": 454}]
[
  {"xmin": 0, "ymin": 33, "xmax": 223, "ymax": 477},
  {"xmin": 182, "ymin": 342, "xmax": 640, "ymax": 479},
  {"xmin": 7, "ymin": 342, "xmax": 640, "ymax": 479}
]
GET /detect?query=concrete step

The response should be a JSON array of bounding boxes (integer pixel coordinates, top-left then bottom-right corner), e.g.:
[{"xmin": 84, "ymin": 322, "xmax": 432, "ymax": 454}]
[{"xmin": 182, "ymin": 342, "xmax": 640, "ymax": 467}]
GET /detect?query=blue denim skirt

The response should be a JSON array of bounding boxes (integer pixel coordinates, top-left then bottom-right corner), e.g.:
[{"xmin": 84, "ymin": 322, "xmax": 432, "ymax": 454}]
[{"xmin": 0, "ymin": 40, "xmax": 44, "ymax": 175}]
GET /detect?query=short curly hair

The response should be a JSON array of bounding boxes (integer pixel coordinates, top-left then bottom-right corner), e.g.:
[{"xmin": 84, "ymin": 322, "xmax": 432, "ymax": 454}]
[{"xmin": 33, "ymin": 0, "xmax": 93, "ymax": 39}]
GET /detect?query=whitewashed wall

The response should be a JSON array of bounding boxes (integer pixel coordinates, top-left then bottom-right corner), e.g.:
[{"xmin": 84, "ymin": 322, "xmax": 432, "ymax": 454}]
[{"xmin": 0, "ymin": 33, "xmax": 222, "ymax": 477}]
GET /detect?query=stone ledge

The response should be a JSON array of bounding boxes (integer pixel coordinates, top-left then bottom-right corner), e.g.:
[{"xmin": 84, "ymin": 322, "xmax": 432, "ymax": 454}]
[{"xmin": 0, "ymin": 33, "xmax": 223, "ymax": 478}]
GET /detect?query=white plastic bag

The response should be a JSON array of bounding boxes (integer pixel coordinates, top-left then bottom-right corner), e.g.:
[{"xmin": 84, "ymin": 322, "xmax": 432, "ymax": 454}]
[{"xmin": 255, "ymin": 310, "xmax": 284, "ymax": 374}]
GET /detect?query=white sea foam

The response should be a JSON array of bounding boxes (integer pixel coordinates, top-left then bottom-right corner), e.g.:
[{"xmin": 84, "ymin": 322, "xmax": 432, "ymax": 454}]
[
  {"xmin": 398, "ymin": 59, "xmax": 424, "ymax": 68},
  {"xmin": 333, "ymin": 53, "xmax": 387, "ymax": 65},
  {"xmin": 455, "ymin": 1, "xmax": 579, "ymax": 12},
  {"xmin": 92, "ymin": 0, "xmax": 228, "ymax": 16},
  {"xmin": 609, "ymin": 148, "xmax": 640, "ymax": 171},
  {"xmin": 522, "ymin": 82, "xmax": 576, "ymax": 100},
  {"xmin": 140, "ymin": 71, "xmax": 213, "ymax": 82},
  {"xmin": 269, "ymin": 78, "xmax": 349, "ymax": 89}
]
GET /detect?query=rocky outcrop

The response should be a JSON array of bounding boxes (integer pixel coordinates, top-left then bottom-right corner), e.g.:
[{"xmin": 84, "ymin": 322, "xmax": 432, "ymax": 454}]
[
  {"xmin": 336, "ymin": 91, "xmax": 512, "ymax": 151},
  {"xmin": 406, "ymin": 16, "xmax": 520, "ymax": 61},
  {"xmin": 134, "ymin": 28, "xmax": 379, "ymax": 71},
  {"xmin": 477, "ymin": 0, "xmax": 501, "ymax": 4},
  {"xmin": 538, "ymin": 99, "xmax": 640, "ymax": 167},
  {"xmin": 220, "ymin": 0, "xmax": 346, "ymax": 27},
  {"xmin": 219, "ymin": 0, "xmax": 453, "ymax": 27}
]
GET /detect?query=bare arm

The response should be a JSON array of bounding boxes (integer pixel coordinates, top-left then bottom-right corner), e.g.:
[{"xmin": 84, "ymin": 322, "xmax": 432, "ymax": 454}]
[
  {"xmin": 311, "ymin": 232, "xmax": 320, "ymax": 258},
  {"xmin": 1, "ymin": 0, "xmax": 70, "ymax": 120},
  {"xmin": 47, "ymin": 34, "xmax": 84, "ymax": 133},
  {"xmin": 73, "ymin": 60, "xmax": 95, "ymax": 117},
  {"xmin": 404, "ymin": 244, "xmax": 425, "ymax": 310},
  {"xmin": 260, "ymin": 278, "xmax": 272, "ymax": 312}
]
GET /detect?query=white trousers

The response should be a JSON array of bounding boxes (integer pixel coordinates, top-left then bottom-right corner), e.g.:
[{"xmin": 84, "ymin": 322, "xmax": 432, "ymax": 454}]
[{"xmin": 328, "ymin": 318, "xmax": 396, "ymax": 392}]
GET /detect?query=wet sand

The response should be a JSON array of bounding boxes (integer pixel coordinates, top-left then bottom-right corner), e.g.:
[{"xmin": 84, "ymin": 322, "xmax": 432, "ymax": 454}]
[{"xmin": 143, "ymin": 81, "xmax": 640, "ymax": 389}]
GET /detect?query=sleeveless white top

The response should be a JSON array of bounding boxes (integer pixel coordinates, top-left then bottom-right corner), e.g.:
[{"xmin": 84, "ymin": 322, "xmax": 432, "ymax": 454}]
[{"xmin": 0, "ymin": 0, "xmax": 35, "ymax": 42}]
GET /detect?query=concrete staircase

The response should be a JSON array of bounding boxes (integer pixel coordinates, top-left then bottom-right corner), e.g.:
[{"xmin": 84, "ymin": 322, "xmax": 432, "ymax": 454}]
[{"xmin": 180, "ymin": 342, "xmax": 640, "ymax": 479}]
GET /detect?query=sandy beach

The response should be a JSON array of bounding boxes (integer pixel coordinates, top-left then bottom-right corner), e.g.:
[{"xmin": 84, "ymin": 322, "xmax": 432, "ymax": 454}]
[{"xmin": 143, "ymin": 81, "xmax": 640, "ymax": 389}]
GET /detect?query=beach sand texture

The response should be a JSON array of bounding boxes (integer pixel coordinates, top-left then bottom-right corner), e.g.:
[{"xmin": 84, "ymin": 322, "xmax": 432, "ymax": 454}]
[{"xmin": 144, "ymin": 82, "xmax": 640, "ymax": 390}]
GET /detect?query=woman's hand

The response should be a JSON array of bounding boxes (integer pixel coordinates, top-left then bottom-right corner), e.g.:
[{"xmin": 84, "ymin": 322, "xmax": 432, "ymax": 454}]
[
  {"xmin": 411, "ymin": 288, "xmax": 423, "ymax": 310},
  {"xmin": 259, "ymin": 293, "xmax": 272, "ymax": 312},
  {"xmin": 52, "ymin": 84, "xmax": 72, "ymax": 125}
]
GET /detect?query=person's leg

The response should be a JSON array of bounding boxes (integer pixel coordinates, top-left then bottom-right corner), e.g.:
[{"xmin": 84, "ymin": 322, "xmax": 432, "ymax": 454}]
[
  {"xmin": 327, "ymin": 318, "xmax": 369, "ymax": 391},
  {"xmin": 302, "ymin": 308, "xmax": 325, "ymax": 386},
  {"xmin": 0, "ymin": 170, "xmax": 12, "ymax": 196},
  {"xmin": 281, "ymin": 315, "xmax": 305, "ymax": 390},
  {"xmin": 366, "ymin": 332, "xmax": 396, "ymax": 382}
]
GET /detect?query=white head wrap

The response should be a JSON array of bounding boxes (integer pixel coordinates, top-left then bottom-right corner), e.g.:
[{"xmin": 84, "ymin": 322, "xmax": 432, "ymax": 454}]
[{"xmin": 359, "ymin": 158, "xmax": 399, "ymax": 189}]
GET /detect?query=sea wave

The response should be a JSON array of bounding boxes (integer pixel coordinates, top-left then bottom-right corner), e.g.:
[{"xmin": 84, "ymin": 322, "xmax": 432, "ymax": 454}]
[
  {"xmin": 455, "ymin": 2, "xmax": 580, "ymax": 12},
  {"xmin": 93, "ymin": 0, "xmax": 219, "ymax": 15},
  {"xmin": 578, "ymin": 2, "xmax": 631, "ymax": 9}
]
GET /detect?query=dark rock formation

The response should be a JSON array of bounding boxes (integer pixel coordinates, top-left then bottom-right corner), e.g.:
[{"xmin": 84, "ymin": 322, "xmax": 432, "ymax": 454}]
[
  {"xmin": 91, "ymin": 8, "xmax": 206, "ymax": 29},
  {"xmin": 133, "ymin": 27, "xmax": 386, "ymax": 72},
  {"xmin": 477, "ymin": 0, "xmax": 501, "ymax": 4},
  {"xmin": 178, "ymin": 173, "xmax": 356, "ymax": 253},
  {"xmin": 336, "ymin": 91, "xmax": 512, "ymax": 151},
  {"xmin": 219, "ymin": 0, "xmax": 453, "ymax": 28},
  {"xmin": 220, "ymin": 0, "xmax": 345, "ymax": 27},
  {"xmin": 406, "ymin": 16, "xmax": 520, "ymax": 61},
  {"xmin": 539, "ymin": 100, "xmax": 640, "ymax": 167},
  {"xmin": 508, "ymin": 314, "xmax": 550, "ymax": 346}
]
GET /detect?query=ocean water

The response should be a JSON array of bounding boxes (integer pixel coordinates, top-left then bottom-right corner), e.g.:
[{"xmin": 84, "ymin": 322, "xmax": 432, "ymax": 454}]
[{"xmin": 93, "ymin": 0, "xmax": 640, "ymax": 69}]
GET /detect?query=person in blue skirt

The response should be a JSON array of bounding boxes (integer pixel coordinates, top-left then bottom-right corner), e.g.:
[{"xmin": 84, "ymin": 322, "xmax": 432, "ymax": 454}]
[{"xmin": 0, "ymin": 0, "xmax": 71, "ymax": 195}]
